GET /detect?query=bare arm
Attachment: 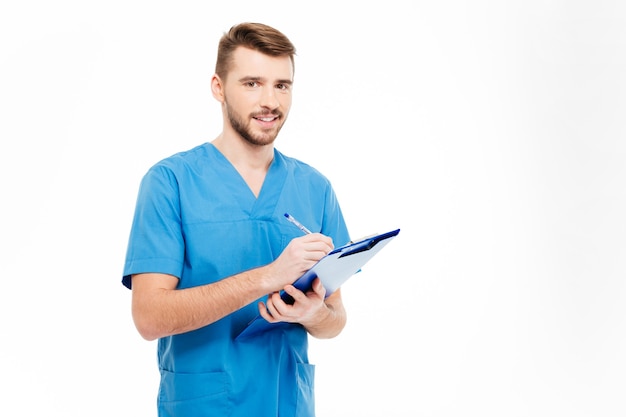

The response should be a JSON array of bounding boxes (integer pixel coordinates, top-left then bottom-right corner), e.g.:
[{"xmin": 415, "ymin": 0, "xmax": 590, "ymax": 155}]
[
  {"xmin": 131, "ymin": 233, "xmax": 334, "ymax": 340},
  {"xmin": 131, "ymin": 268, "xmax": 272, "ymax": 341}
]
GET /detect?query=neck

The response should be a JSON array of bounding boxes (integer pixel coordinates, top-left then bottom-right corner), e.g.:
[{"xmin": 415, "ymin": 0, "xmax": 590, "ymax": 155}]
[{"xmin": 212, "ymin": 133, "xmax": 274, "ymax": 172}]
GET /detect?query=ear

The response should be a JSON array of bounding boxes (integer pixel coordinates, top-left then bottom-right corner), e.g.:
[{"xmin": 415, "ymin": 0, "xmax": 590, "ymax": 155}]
[{"xmin": 211, "ymin": 74, "xmax": 225, "ymax": 102}]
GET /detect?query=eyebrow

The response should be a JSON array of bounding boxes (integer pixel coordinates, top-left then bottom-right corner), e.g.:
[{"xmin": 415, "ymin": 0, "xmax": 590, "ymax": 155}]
[{"xmin": 238, "ymin": 76, "xmax": 293, "ymax": 86}]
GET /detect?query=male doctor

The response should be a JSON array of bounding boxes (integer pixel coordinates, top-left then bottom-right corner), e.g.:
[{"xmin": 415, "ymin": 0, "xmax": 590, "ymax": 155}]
[{"xmin": 122, "ymin": 22, "xmax": 351, "ymax": 416}]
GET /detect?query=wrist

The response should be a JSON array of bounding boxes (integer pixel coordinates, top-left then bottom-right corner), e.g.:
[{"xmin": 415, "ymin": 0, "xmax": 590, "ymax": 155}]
[
  {"xmin": 302, "ymin": 303, "xmax": 333, "ymax": 330},
  {"xmin": 255, "ymin": 263, "xmax": 279, "ymax": 294}
]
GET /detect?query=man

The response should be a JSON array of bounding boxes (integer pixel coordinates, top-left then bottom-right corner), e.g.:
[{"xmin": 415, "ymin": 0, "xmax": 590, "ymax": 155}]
[{"xmin": 122, "ymin": 22, "xmax": 351, "ymax": 416}]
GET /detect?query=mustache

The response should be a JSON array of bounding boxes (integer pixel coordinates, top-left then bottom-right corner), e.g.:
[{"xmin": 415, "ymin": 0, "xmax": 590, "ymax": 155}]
[{"xmin": 251, "ymin": 110, "xmax": 282, "ymax": 118}]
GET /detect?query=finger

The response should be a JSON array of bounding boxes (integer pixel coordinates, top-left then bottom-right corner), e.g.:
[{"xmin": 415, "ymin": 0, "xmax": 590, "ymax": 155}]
[
  {"xmin": 272, "ymin": 291, "xmax": 304, "ymax": 321},
  {"xmin": 300, "ymin": 234, "xmax": 334, "ymax": 255},
  {"xmin": 258, "ymin": 301, "xmax": 276, "ymax": 322},
  {"xmin": 311, "ymin": 278, "xmax": 327, "ymax": 298},
  {"xmin": 282, "ymin": 285, "xmax": 307, "ymax": 305},
  {"xmin": 266, "ymin": 292, "xmax": 288, "ymax": 318}
]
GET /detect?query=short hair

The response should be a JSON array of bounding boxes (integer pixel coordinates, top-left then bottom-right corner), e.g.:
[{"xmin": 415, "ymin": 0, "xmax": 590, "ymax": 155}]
[{"xmin": 215, "ymin": 22, "xmax": 297, "ymax": 81}]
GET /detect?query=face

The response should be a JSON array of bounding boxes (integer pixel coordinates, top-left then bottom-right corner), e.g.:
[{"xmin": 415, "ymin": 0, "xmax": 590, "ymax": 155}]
[{"xmin": 218, "ymin": 47, "xmax": 294, "ymax": 146}]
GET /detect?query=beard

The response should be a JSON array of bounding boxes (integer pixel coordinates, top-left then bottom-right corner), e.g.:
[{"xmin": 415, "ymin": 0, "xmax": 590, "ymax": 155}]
[{"xmin": 225, "ymin": 99, "xmax": 286, "ymax": 147}]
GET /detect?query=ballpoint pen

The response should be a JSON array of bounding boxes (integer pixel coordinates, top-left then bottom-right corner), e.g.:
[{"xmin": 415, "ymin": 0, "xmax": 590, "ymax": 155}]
[{"xmin": 284, "ymin": 212, "xmax": 312, "ymax": 235}]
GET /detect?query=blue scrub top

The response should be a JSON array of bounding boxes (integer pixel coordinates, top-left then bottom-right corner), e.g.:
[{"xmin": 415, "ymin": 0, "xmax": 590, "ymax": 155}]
[{"xmin": 122, "ymin": 143, "xmax": 350, "ymax": 417}]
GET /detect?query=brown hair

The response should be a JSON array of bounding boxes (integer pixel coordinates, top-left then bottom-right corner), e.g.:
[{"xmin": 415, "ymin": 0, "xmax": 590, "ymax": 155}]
[{"xmin": 215, "ymin": 22, "xmax": 297, "ymax": 81}]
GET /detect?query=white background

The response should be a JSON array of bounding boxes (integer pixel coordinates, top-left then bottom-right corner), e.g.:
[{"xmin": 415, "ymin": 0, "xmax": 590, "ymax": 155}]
[{"xmin": 1, "ymin": 1, "xmax": 625, "ymax": 416}]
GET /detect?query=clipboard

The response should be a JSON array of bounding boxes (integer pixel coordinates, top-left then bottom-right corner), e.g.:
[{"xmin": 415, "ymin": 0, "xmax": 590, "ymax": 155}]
[{"xmin": 236, "ymin": 228, "xmax": 400, "ymax": 340}]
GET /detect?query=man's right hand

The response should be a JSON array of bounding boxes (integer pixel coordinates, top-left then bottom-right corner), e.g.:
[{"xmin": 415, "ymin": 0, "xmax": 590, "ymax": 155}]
[{"xmin": 265, "ymin": 233, "xmax": 334, "ymax": 290}]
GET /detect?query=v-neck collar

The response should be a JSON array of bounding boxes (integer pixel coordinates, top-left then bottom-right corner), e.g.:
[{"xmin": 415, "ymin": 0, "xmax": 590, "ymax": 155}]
[{"xmin": 207, "ymin": 143, "xmax": 287, "ymax": 218}]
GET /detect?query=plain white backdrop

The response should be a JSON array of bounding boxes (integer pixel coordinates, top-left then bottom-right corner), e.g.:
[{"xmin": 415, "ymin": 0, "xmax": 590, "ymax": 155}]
[{"xmin": 1, "ymin": 1, "xmax": 625, "ymax": 416}]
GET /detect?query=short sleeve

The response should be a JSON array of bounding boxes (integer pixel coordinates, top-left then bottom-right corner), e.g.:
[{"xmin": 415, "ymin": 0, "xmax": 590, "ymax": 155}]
[{"xmin": 121, "ymin": 165, "xmax": 185, "ymax": 289}]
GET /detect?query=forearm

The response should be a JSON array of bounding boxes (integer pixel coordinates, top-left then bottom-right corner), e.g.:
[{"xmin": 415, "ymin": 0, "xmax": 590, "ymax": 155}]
[{"xmin": 132, "ymin": 267, "xmax": 274, "ymax": 340}]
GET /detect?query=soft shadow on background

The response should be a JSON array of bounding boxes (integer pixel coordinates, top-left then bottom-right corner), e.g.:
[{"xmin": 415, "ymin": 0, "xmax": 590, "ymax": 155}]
[{"xmin": 1, "ymin": 1, "xmax": 625, "ymax": 416}]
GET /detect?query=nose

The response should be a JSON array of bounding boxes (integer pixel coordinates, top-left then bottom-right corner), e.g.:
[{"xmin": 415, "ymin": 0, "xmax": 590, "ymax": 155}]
[{"xmin": 260, "ymin": 86, "xmax": 279, "ymax": 110}]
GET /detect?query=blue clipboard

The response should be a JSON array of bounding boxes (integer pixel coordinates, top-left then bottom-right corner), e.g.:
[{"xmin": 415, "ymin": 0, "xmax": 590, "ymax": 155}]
[{"xmin": 236, "ymin": 228, "xmax": 400, "ymax": 340}]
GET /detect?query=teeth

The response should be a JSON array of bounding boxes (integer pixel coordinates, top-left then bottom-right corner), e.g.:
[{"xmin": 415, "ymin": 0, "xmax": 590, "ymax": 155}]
[{"xmin": 259, "ymin": 117, "xmax": 274, "ymax": 122}]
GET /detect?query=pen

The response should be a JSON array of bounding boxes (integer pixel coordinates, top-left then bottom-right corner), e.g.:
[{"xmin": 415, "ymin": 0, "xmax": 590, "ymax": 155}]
[{"xmin": 284, "ymin": 212, "xmax": 312, "ymax": 235}]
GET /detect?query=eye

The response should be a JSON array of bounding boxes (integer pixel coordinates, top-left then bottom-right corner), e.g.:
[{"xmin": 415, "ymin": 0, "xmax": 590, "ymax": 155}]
[
  {"xmin": 276, "ymin": 83, "xmax": 290, "ymax": 91},
  {"xmin": 245, "ymin": 81, "xmax": 259, "ymax": 88}
]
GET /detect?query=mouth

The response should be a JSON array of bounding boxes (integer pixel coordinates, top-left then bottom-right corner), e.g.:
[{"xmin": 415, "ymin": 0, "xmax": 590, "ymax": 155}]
[{"xmin": 253, "ymin": 114, "xmax": 280, "ymax": 123}]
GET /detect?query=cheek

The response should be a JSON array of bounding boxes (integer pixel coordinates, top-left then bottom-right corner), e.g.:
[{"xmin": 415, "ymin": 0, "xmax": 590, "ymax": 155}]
[{"xmin": 279, "ymin": 95, "xmax": 292, "ymax": 111}]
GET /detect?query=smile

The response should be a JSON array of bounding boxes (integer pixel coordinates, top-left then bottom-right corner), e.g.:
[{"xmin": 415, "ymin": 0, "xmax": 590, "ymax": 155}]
[{"xmin": 254, "ymin": 115, "xmax": 278, "ymax": 122}]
